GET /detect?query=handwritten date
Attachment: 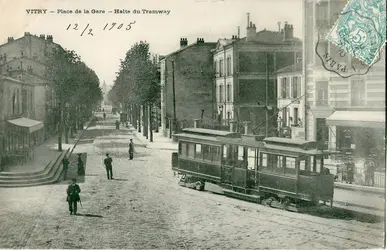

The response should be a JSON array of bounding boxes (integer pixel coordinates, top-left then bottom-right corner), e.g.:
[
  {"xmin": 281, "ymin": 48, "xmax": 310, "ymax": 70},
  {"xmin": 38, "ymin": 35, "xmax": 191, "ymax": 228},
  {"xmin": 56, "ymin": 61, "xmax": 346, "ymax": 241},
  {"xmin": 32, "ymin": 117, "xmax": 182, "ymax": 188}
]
[{"xmin": 66, "ymin": 22, "xmax": 136, "ymax": 36}]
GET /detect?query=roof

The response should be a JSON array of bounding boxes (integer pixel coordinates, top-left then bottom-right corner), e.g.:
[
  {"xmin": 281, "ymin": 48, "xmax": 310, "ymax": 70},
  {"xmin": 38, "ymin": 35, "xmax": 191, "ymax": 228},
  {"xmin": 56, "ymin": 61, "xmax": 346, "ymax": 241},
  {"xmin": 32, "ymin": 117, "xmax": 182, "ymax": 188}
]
[
  {"xmin": 260, "ymin": 143, "xmax": 325, "ymax": 156},
  {"xmin": 182, "ymin": 128, "xmax": 240, "ymax": 137},
  {"xmin": 239, "ymin": 29, "xmax": 302, "ymax": 44},
  {"xmin": 0, "ymin": 75, "xmax": 34, "ymax": 86},
  {"xmin": 264, "ymin": 137, "xmax": 317, "ymax": 150},
  {"xmin": 217, "ymin": 136, "xmax": 265, "ymax": 148},
  {"xmin": 326, "ymin": 111, "xmax": 385, "ymax": 129},
  {"xmin": 164, "ymin": 42, "xmax": 217, "ymax": 58},
  {"xmin": 173, "ymin": 133, "xmax": 219, "ymax": 143},
  {"xmin": 276, "ymin": 63, "xmax": 302, "ymax": 74},
  {"xmin": 0, "ymin": 33, "xmax": 63, "ymax": 50},
  {"xmin": 7, "ymin": 117, "xmax": 44, "ymax": 133}
]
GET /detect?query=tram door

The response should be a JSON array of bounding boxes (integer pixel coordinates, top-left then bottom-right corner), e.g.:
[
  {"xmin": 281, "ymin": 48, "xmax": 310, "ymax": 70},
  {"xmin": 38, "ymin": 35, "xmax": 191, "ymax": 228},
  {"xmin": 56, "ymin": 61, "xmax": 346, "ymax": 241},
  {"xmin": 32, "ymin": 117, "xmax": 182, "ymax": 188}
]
[{"xmin": 221, "ymin": 145, "xmax": 234, "ymax": 184}]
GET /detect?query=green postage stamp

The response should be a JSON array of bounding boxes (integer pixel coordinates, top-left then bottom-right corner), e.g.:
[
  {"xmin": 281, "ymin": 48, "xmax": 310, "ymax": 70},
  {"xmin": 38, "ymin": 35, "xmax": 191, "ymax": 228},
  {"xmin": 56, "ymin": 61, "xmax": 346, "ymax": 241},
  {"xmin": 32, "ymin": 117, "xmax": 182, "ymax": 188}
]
[{"xmin": 326, "ymin": 0, "xmax": 386, "ymax": 66}]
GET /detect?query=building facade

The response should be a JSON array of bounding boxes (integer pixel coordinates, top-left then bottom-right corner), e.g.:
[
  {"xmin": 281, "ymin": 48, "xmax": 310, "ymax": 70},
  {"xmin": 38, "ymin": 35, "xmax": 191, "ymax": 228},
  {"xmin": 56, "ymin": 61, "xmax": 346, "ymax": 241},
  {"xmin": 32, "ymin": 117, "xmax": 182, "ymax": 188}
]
[
  {"xmin": 213, "ymin": 16, "xmax": 302, "ymax": 135},
  {"xmin": 160, "ymin": 38, "xmax": 216, "ymax": 137},
  {"xmin": 303, "ymin": 0, "xmax": 385, "ymax": 186},
  {"xmin": 276, "ymin": 63, "xmax": 305, "ymax": 139}
]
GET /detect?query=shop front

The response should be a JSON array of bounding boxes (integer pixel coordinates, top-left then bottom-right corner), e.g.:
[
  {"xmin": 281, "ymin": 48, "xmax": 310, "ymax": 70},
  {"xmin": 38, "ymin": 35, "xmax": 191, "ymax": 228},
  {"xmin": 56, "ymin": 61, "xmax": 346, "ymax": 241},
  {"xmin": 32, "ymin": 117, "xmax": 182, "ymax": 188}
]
[
  {"xmin": 326, "ymin": 110, "xmax": 385, "ymax": 187},
  {"xmin": 3, "ymin": 117, "xmax": 45, "ymax": 166}
]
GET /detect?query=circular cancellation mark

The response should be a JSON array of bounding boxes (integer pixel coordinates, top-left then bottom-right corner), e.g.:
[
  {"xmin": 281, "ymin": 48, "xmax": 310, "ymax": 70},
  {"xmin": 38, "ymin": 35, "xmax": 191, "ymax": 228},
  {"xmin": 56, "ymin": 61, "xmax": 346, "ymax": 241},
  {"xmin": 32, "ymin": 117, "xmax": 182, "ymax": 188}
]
[{"xmin": 315, "ymin": 32, "xmax": 382, "ymax": 79}]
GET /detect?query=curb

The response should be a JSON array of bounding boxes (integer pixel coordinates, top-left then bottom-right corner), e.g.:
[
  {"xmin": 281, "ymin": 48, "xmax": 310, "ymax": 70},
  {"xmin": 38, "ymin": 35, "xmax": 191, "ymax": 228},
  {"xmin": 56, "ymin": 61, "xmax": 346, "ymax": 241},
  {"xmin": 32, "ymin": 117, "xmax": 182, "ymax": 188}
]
[{"xmin": 334, "ymin": 183, "xmax": 385, "ymax": 195}]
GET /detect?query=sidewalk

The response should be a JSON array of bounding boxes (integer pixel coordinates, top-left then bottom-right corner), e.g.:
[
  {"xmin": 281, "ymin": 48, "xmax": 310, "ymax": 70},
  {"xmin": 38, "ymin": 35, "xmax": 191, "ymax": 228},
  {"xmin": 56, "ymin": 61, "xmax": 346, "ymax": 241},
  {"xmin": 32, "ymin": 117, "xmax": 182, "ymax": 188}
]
[
  {"xmin": 334, "ymin": 181, "xmax": 385, "ymax": 194},
  {"xmin": 133, "ymin": 126, "xmax": 178, "ymax": 151}
]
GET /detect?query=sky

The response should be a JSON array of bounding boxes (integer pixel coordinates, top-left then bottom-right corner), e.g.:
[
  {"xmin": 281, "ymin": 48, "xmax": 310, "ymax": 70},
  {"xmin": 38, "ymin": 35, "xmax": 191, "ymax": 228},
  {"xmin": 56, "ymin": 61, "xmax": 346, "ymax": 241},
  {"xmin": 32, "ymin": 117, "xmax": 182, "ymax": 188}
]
[{"xmin": 0, "ymin": 0, "xmax": 303, "ymax": 87}]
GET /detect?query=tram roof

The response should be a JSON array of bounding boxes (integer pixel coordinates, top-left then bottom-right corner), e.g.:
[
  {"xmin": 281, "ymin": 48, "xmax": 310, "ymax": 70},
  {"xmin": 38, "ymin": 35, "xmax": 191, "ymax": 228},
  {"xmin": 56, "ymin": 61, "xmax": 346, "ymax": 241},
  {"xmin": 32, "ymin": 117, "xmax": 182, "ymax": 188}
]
[
  {"xmin": 173, "ymin": 133, "xmax": 219, "ymax": 143},
  {"xmin": 217, "ymin": 135, "xmax": 265, "ymax": 148},
  {"xmin": 181, "ymin": 128, "xmax": 240, "ymax": 137},
  {"xmin": 263, "ymin": 137, "xmax": 317, "ymax": 149}
]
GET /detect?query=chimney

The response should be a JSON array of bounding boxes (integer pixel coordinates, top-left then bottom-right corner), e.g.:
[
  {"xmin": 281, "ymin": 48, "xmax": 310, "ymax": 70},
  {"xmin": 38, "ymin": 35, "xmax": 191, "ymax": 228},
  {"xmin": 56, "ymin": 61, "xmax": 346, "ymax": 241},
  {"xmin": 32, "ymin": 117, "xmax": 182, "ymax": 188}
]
[
  {"xmin": 24, "ymin": 32, "xmax": 31, "ymax": 36},
  {"xmin": 237, "ymin": 26, "xmax": 240, "ymax": 39},
  {"xmin": 180, "ymin": 38, "xmax": 188, "ymax": 48},
  {"xmin": 283, "ymin": 23, "xmax": 294, "ymax": 40},
  {"xmin": 196, "ymin": 38, "xmax": 204, "ymax": 44},
  {"xmin": 46, "ymin": 35, "xmax": 53, "ymax": 42},
  {"xmin": 39, "ymin": 34, "xmax": 45, "ymax": 39},
  {"xmin": 247, "ymin": 13, "xmax": 250, "ymax": 27},
  {"xmin": 278, "ymin": 22, "xmax": 281, "ymax": 32},
  {"xmin": 246, "ymin": 21, "xmax": 257, "ymax": 41},
  {"xmin": 7, "ymin": 37, "xmax": 14, "ymax": 43}
]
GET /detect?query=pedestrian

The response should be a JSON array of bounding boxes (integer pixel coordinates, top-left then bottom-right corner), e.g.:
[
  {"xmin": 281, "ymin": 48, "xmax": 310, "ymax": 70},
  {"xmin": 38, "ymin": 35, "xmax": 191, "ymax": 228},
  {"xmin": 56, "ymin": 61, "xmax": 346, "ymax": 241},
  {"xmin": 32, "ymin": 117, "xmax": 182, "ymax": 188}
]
[
  {"xmin": 66, "ymin": 178, "xmax": 81, "ymax": 215},
  {"xmin": 104, "ymin": 153, "xmax": 113, "ymax": 179},
  {"xmin": 103, "ymin": 112, "xmax": 106, "ymax": 120},
  {"xmin": 367, "ymin": 161, "xmax": 375, "ymax": 186},
  {"xmin": 77, "ymin": 154, "xmax": 85, "ymax": 176},
  {"xmin": 129, "ymin": 139, "xmax": 134, "ymax": 160},
  {"xmin": 346, "ymin": 158, "xmax": 355, "ymax": 184},
  {"xmin": 62, "ymin": 155, "xmax": 70, "ymax": 180},
  {"xmin": 115, "ymin": 120, "xmax": 120, "ymax": 130}
]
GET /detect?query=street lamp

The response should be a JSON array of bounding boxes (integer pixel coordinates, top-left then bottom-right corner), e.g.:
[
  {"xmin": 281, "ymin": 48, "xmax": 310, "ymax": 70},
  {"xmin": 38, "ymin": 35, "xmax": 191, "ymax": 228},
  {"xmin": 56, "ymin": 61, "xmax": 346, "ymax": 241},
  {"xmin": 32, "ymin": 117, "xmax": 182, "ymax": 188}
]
[{"xmin": 218, "ymin": 105, "xmax": 223, "ymax": 125}]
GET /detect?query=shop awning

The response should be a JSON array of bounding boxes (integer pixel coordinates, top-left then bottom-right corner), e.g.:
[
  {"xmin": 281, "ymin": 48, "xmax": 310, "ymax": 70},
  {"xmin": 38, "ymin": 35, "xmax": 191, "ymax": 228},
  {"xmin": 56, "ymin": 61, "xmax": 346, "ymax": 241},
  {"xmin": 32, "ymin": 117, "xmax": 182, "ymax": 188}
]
[
  {"xmin": 7, "ymin": 117, "xmax": 44, "ymax": 133},
  {"xmin": 326, "ymin": 111, "xmax": 385, "ymax": 128}
]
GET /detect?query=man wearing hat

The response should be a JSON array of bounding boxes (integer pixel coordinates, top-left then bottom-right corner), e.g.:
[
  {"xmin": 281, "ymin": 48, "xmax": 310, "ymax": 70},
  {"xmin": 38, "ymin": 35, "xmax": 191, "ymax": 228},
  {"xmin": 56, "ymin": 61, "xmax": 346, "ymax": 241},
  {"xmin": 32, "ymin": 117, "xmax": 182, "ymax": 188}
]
[
  {"xmin": 66, "ymin": 178, "xmax": 81, "ymax": 215},
  {"xmin": 104, "ymin": 153, "xmax": 113, "ymax": 179}
]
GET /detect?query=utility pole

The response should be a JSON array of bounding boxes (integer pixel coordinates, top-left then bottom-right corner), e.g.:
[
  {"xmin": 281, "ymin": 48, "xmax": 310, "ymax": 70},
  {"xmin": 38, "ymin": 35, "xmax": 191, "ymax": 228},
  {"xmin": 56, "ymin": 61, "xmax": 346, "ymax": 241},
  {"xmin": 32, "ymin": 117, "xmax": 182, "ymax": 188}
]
[
  {"xmin": 265, "ymin": 52, "xmax": 269, "ymax": 137},
  {"xmin": 172, "ymin": 60, "xmax": 177, "ymax": 134}
]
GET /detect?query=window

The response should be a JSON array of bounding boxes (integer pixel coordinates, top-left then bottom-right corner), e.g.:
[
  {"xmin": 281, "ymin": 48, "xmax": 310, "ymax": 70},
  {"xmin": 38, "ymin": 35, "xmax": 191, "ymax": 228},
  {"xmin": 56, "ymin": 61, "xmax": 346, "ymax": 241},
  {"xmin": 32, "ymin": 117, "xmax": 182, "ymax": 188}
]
[
  {"xmin": 238, "ymin": 146, "xmax": 244, "ymax": 161},
  {"xmin": 203, "ymin": 145, "xmax": 212, "ymax": 161},
  {"xmin": 212, "ymin": 146, "xmax": 221, "ymax": 162},
  {"xmin": 12, "ymin": 92, "xmax": 16, "ymax": 114},
  {"xmin": 226, "ymin": 84, "xmax": 231, "ymax": 102},
  {"xmin": 316, "ymin": 118, "xmax": 329, "ymax": 150},
  {"xmin": 316, "ymin": 81, "xmax": 328, "ymax": 105},
  {"xmin": 292, "ymin": 76, "xmax": 300, "ymax": 98},
  {"xmin": 179, "ymin": 142, "xmax": 187, "ymax": 156},
  {"xmin": 226, "ymin": 57, "xmax": 232, "ymax": 76},
  {"xmin": 294, "ymin": 108, "xmax": 298, "ymax": 124},
  {"xmin": 247, "ymin": 148, "xmax": 256, "ymax": 170},
  {"xmin": 214, "ymin": 61, "xmax": 218, "ymax": 75},
  {"xmin": 22, "ymin": 89, "xmax": 27, "ymax": 114},
  {"xmin": 195, "ymin": 144, "xmax": 202, "ymax": 159},
  {"xmin": 281, "ymin": 78, "xmax": 287, "ymax": 98},
  {"xmin": 219, "ymin": 85, "xmax": 223, "ymax": 102},
  {"xmin": 187, "ymin": 143, "xmax": 195, "ymax": 158},
  {"xmin": 316, "ymin": 1, "xmax": 329, "ymax": 27},
  {"xmin": 351, "ymin": 80, "xmax": 365, "ymax": 106},
  {"xmin": 285, "ymin": 157, "xmax": 296, "ymax": 175},
  {"xmin": 219, "ymin": 59, "xmax": 224, "ymax": 77}
]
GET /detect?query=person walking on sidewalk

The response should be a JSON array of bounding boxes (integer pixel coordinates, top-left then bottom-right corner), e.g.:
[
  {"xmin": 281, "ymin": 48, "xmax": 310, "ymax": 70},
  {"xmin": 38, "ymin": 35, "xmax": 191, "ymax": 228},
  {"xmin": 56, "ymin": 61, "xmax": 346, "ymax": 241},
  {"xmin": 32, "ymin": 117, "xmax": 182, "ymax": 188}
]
[
  {"xmin": 62, "ymin": 155, "xmax": 70, "ymax": 180},
  {"xmin": 346, "ymin": 158, "xmax": 355, "ymax": 184},
  {"xmin": 104, "ymin": 153, "xmax": 113, "ymax": 179},
  {"xmin": 103, "ymin": 112, "xmax": 106, "ymax": 120},
  {"xmin": 129, "ymin": 139, "xmax": 135, "ymax": 160},
  {"xmin": 366, "ymin": 160, "xmax": 375, "ymax": 186},
  {"xmin": 77, "ymin": 154, "xmax": 85, "ymax": 176},
  {"xmin": 66, "ymin": 178, "xmax": 81, "ymax": 215}
]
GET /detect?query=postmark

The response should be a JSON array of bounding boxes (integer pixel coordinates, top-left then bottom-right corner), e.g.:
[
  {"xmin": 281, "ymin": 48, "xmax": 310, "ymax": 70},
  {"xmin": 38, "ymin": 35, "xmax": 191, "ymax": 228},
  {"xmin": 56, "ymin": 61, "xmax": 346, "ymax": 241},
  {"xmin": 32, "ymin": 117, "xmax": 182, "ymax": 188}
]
[
  {"xmin": 315, "ymin": 31, "xmax": 381, "ymax": 78},
  {"xmin": 326, "ymin": 0, "xmax": 386, "ymax": 66}
]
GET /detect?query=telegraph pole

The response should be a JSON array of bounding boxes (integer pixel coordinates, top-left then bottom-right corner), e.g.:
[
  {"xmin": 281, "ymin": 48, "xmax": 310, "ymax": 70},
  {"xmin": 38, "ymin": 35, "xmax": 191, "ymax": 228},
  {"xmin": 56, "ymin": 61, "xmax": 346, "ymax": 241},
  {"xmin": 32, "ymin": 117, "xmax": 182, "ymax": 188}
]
[{"xmin": 172, "ymin": 60, "xmax": 177, "ymax": 133}]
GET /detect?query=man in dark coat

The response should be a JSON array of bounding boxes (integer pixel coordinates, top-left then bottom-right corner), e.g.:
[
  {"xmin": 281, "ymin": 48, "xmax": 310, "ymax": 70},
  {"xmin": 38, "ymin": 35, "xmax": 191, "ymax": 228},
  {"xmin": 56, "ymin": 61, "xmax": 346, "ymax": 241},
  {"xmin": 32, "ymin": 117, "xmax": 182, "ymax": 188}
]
[
  {"xmin": 62, "ymin": 155, "xmax": 70, "ymax": 180},
  {"xmin": 67, "ymin": 178, "xmax": 81, "ymax": 215},
  {"xmin": 104, "ymin": 153, "xmax": 113, "ymax": 179},
  {"xmin": 77, "ymin": 154, "xmax": 85, "ymax": 176},
  {"xmin": 346, "ymin": 159, "xmax": 355, "ymax": 184},
  {"xmin": 129, "ymin": 139, "xmax": 134, "ymax": 160}
]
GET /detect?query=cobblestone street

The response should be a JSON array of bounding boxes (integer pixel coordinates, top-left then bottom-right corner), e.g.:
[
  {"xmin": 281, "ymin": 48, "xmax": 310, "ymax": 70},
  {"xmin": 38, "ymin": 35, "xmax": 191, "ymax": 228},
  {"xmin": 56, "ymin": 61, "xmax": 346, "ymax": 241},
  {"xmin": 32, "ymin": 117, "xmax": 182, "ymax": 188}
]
[{"xmin": 0, "ymin": 120, "xmax": 384, "ymax": 249}]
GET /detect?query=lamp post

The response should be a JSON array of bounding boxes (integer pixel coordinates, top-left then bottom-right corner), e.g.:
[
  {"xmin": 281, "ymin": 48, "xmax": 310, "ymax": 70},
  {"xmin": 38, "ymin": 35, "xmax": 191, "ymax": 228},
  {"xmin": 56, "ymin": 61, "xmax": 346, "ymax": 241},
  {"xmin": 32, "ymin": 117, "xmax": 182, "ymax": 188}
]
[{"xmin": 218, "ymin": 105, "xmax": 223, "ymax": 126}]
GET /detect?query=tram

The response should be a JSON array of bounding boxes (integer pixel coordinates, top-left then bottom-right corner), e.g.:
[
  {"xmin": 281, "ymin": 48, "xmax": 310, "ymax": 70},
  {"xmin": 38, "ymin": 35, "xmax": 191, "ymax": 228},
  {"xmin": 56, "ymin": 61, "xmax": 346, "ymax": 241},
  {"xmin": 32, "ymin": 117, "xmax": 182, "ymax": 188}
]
[{"xmin": 171, "ymin": 128, "xmax": 335, "ymax": 212}]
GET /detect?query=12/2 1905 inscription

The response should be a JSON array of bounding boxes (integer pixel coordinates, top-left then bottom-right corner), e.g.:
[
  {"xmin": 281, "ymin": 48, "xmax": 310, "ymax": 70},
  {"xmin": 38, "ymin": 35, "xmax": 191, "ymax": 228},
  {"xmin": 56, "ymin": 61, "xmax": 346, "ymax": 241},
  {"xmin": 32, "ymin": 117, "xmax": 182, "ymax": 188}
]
[{"xmin": 66, "ymin": 21, "xmax": 137, "ymax": 36}]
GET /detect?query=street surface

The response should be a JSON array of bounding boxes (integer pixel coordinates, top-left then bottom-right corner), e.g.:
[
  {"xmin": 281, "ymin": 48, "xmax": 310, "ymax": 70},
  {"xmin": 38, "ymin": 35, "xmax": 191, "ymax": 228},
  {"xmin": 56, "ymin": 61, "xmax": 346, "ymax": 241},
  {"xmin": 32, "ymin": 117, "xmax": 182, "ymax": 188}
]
[{"xmin": 0, "ymin": 114, "xmax": 385, "ymax": 249}]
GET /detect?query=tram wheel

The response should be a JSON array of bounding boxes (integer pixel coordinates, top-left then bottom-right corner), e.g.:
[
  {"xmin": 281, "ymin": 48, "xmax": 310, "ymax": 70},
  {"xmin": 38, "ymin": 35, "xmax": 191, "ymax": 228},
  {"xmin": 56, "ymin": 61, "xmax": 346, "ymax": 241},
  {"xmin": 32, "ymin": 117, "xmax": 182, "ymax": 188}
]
[{"xmin": 195, "ymin": 181, "xmax": 203, "ymax": 191}]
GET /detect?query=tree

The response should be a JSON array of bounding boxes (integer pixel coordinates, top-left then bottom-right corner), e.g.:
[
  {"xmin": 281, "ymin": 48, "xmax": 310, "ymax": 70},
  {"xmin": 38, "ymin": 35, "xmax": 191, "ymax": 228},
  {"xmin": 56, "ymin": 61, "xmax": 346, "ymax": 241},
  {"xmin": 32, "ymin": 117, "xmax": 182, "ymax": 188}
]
[
  {"xmin": 108, "ymin": 41, "xmax": 160, "ymax": 139},
  {"xmin": 46, "ymin": 48, "xmax": 102, "ymax": 151}
]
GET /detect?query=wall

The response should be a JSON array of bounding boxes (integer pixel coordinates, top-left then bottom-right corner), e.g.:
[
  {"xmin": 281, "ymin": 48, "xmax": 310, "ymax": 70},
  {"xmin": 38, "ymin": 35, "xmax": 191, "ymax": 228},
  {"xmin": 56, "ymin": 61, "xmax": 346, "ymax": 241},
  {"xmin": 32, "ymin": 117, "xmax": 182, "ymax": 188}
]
[{"xmin": 163, "ymin": 43, "xmax": 216, "ymax": 130}]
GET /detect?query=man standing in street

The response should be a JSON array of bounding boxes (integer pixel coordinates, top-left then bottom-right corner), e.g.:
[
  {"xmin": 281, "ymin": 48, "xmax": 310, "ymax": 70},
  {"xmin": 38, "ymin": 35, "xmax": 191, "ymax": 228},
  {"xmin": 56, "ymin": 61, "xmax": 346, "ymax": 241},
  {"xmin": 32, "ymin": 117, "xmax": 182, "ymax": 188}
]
[
  {"xmin": 62, "ymin": 155, "xmax": 70, "ymax": 180},
  {"xmin": 104, "ymin": 153, "xmax": 113, "ymax": 179},
  {"xmin": 129, "ymin": 139, "xmax": 134, "ymax": 160},
  {"xmin": 66, "ymin": 178, "xmax": 81, "ymax": 215}
]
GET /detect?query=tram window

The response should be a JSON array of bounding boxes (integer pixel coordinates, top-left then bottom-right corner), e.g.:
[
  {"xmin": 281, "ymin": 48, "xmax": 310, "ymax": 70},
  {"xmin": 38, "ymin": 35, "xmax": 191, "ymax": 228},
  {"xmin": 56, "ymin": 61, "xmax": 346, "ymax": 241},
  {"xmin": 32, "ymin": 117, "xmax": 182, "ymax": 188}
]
[
  {"xmin": 247, "ymin": 148, "xmax": 256, "ymax": 170},
  {"xmin": 238, "ymin": 146, "xmax": 244, "ymax": 160},
  {"xmin": 315, "ymin": 157, "xmax": 322, "ymax": 173},
  {"xmin": 223, "ymin": 145, "xmax": 228, "ymax": 159},
  {"xmin": 195, "ymin": 144, "xmax": 202, "ymax": 159},
  {"xmin": 299, "ymin": 160, "xmax": 306, "ymax": 171},
  {"xmin": 261, "ymin": 153, "xmax": 269, "ymax": 171},
  {"xmin": 187, "ymin": 143, "xmax": 195, "ymax": 158},
  {"xmin": 203, "ymin": 145, "xmax": 212, "ymax": 162},
  {"xmin": 285, "ymin": 157, "xmax": 296, "ymax": 175},
  {"xmin": 213, "ymin": 146, "xmax": 221, "ymax": 162},
  {"xmin": 273, "ymin": 156, "xmax": 283, "ymax": 174},
  {"xmin": 179, "ymin": 142, "xmax": 187, "ymax": 157}
]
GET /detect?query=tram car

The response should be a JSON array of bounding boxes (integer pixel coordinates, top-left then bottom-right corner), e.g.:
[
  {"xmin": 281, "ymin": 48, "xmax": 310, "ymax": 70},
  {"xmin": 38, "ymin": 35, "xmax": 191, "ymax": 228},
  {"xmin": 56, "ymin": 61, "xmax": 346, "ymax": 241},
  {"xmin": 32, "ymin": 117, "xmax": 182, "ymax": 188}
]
[{"xmin": 171, "ymin": 128, "xmax": 334, "ymax": 212}]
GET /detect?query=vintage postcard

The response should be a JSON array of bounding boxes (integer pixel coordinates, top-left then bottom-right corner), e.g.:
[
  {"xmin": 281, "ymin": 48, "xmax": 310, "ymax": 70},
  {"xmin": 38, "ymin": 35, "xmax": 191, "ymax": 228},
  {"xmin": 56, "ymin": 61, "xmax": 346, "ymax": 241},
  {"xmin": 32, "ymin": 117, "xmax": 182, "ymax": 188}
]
[{"xmin": 0, "ymin": 0, "xmax": 385, "ymax": 249}]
